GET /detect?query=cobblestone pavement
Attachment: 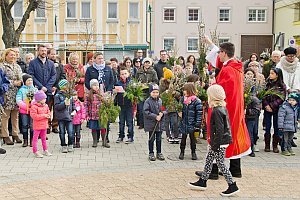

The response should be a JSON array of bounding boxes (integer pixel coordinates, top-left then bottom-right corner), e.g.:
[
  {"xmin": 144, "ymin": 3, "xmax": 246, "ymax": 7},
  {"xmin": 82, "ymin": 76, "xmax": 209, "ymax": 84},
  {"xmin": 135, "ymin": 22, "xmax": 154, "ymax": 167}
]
[{"xmin": 0, "ymin": 121, "xmax": 300, "ymax": 200}]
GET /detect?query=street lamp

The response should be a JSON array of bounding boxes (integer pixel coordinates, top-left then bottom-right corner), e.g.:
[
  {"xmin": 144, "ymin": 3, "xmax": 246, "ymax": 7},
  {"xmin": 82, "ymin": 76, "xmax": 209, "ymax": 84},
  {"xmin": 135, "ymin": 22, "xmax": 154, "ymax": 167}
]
[{"xmin": 147, "ymin": 4, "xmax": 153, "ymax": 57}]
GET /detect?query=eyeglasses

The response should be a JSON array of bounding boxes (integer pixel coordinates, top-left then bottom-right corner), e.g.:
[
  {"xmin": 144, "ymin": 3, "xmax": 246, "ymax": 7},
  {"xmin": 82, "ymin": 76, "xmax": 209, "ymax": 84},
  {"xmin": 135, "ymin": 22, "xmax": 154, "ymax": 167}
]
[
  {"xmin": 137, "ymin": 51, "xmax": 143, "ymax": 54},
  {"xmin": 286, "ymin": 55, "xmax": 296, "ymax": 58}
]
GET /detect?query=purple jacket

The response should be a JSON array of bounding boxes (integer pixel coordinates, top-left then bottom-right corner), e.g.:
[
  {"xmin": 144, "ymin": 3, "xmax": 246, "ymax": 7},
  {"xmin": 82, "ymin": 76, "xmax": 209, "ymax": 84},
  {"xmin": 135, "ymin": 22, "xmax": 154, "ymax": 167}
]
[{"xmin": 262, "ymin": 80, "xmax": 287, "ymax": 112}]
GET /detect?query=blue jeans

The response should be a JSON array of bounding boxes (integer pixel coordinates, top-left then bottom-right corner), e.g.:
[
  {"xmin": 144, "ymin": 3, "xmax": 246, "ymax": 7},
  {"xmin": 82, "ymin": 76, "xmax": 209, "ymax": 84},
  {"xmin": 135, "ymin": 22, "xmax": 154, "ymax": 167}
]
[
  {"xmin": 148, "ymin": 131, "xmax": 162, "ymax": 154},
  {"xmin": 165, "ymin": 112, "xmax": 179, "ymax": 138},
  {"xmin": 264, "ymin": 111, "xmax": 279, "ymax": 137},
  {"xmin": 246, "ymin": 118, "xmax": 256, "ymax": 149},
  {"xmin": 20, "ymin": 114, "xmax": 33, "ymax": 140},
  {"xmin": 58, "ymin": 120, "xmax": 73, "ymax": 146},
  {"xmin": 119, "ymin": 106, "xmax": 134, "ymax": 139}
]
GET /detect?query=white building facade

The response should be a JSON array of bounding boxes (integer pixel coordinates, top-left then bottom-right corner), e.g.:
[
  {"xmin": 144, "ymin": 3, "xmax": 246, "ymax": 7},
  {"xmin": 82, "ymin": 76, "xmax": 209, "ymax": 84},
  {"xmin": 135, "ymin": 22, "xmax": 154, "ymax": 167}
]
[{"xmin": 152, "ymin": 0, "xmax": 274, "ymax": 60}]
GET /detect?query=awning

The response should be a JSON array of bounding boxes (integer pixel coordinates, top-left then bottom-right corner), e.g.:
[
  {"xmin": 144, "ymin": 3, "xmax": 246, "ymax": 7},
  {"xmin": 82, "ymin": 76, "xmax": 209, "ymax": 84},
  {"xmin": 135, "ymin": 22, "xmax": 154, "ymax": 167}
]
[
  {"xmin": 104, "ymin": 44, "xmax": 123, "ymax": 50},
  {"xmin": 124, "ymin": 44, "xmax": 148, "ymax": 50}
]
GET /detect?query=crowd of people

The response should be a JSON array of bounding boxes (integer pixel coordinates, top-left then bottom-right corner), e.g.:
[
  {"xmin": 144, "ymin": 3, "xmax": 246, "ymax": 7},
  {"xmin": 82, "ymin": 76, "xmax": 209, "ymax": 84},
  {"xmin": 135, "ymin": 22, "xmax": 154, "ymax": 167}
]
[{"xmin": 0, "ymin": 36, "xmax": 299, "ymax": 196}]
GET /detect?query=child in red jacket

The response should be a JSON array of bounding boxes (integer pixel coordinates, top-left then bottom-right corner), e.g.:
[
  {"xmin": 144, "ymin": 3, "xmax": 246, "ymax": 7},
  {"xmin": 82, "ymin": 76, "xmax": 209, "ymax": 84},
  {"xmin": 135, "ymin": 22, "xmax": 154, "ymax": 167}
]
[{"xmin": 30, "ymin": 91, "xmax": 52, "ymax": 158}]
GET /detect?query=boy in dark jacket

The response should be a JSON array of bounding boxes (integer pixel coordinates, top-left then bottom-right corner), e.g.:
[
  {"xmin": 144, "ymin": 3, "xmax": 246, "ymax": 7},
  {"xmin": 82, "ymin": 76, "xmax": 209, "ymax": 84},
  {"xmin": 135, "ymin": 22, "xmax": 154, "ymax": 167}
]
[
  {"xmin": 54, "ymin": 79, "xmax": 76, "ymax": 153},
  {"xmin": 143, "ymin": 84, "xmax": 165, "ymax": 161},
  {"xmin": 115, "ymin": 68, "xmax": 134, "ymax": 144},
  {"xmin": 245, "ymin": 95, "xmax": 262, "ymax": 157},
  {"xmin": 278, "ymin": 93, "xmax": 299, "ymax": 156},
  {"xmin": 190, "ymin": 84, "xmax": 239, "ymax": 197}
]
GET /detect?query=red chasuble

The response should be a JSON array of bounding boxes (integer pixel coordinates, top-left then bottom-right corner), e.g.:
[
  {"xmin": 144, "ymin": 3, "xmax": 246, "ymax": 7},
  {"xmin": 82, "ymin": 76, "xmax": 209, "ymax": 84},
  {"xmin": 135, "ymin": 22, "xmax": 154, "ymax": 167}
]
[{"xmin": 207, "ymin": 59, "xmax": 251, "ymax": 158}]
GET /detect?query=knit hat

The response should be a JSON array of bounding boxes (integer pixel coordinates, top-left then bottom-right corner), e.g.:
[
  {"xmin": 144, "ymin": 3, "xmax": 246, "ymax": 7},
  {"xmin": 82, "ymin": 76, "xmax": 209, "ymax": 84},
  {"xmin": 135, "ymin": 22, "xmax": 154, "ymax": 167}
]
[
  {"xmin": 149, "ymin": 84, "xmax": 159, "ymax": 93},
  {"xmin": 86, "ymin": 52, "xmax": 94, "ymax": 61},
  {"xmin": 34, "ymin": 90, "xmax": 47, "ymax": 102},
  {"xmin": 207, "ymin": 84, "xmax": 226, "ymax": 108},
  {"xmin": 142, "ymin": 57, "xmax": 152, "ymax": 66},
  {"xmin": 58, "ymin": 79, "xmax": 68, "ymax": 89},
  {"xmin": 284, "ymin": 47, "xmax": 297, "ymax": 56},
  {"xmin": 288, "ymin": 92, "xmax": 299, "ymax": 102},
  {"xmin": 163, "ymin": 67, "xmax": 173, "ymax": 80},
  {"xmin": 22, "ymin": 73, "xmax": 32, "ymax": 84},
  {"xmin": 90, "ymin": 79, "xmax": 99, "ymax": 88}
]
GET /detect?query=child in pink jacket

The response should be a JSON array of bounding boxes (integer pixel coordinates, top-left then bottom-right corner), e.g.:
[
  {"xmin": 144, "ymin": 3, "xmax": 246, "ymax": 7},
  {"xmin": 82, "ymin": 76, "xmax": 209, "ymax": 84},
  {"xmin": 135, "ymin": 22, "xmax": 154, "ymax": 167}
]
[
  {"xmin": 30, "ymin": 90, "xmax": 52, "ymax": 158},
  {"xmin": 72, "ymin": 92, "xmax": 86, "ymax": 148}
]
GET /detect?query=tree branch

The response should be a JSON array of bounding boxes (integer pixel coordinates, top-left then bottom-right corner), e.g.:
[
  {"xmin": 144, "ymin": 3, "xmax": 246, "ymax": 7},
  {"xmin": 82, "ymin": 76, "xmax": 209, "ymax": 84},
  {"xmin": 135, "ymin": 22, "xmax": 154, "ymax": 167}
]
[
  {"xmin": 15, "ymin": 0, "xmax": 39, "ymax": 36},
  {"xmin": 7, "ymin": 0, "xmax": 18, "ymax": 11}
]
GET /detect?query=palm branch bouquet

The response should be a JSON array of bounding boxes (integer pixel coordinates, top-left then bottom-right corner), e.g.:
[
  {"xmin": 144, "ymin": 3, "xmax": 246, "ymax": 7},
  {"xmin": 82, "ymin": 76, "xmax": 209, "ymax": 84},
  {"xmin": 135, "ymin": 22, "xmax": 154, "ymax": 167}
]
[
  {"xmin": 98, "ymin": 91, "xmax": 120, "ymax": 128},
  {"xmin": 160, "ymin": 72, "xmax": 186, "ymax": 112},
  {"xmin": 256, "ymin": 82, "xmax": 285, "ymax": 101},
  {"xmin": 244, "ymin": 77, "xmax": 256, "ymax": 108},
  {"xmin": 166, "ymin": 48, "xmax": 179, "ymax": 67},
  {"xmin": 124, "ymin": 78, "xmax": 148, "ymax": 105},
  {"xmin": 195, "ymin": 82, "xmax": 208, "ymax": 101}
]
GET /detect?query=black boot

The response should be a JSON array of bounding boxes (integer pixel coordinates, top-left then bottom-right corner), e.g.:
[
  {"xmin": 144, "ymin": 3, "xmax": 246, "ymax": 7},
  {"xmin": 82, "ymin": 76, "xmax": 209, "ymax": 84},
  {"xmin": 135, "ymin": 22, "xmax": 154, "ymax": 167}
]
[
  {"xmin": 189, "ymin": 178, "xmax": 207, "ymax": 190},
  {"xmin": 0, "ymin": 148, "xmax": 6, "ymax": 154},
  {"xmin": 195, "ymin": 163, "xmax": 219, "ymax": 180},
  {"xmin": 191, "ymin": 152, "xmax": 198, "ymax": 160},
  {"xmin": 92, "ymin": 132, "xmax": 97, "ymax": 148},
  {"xmin": 220, "ymin": 182, "xmax": 239, "ymax": 197},
  {"xmin": 22, "ymin": 139, "xmax": 28, "ymax": 147},
  {"xmin": 272, "ymin": 135, "xmax": 280, "ymax": 153},
  {"xmin": 179, "ymin": 149, "xmax": 184, "ymax": 160}
]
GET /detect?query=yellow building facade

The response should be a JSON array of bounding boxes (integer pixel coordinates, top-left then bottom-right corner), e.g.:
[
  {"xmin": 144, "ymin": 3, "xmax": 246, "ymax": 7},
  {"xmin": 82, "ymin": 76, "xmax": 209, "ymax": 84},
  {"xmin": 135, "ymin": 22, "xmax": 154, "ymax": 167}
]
[{"xmin": 0, "ymin": 0, "xmax": 150, "ymax": 63}]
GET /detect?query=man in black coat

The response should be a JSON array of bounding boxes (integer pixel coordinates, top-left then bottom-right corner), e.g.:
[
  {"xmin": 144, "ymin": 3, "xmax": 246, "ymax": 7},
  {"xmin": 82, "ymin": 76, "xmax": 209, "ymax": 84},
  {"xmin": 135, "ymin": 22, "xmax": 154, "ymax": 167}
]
[{"xmin": 154, "ymin": 50, "xmax": 171, "ymax": 81}]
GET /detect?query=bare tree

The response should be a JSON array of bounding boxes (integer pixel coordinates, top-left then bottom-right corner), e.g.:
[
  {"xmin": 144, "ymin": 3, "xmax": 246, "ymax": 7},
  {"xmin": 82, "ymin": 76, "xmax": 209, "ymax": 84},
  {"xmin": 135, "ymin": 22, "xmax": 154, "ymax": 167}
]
[
  {"xmin": 0, "ymin": 0, "xmax": 62, "ymax": 48},
  {"xmin": 78, "ymin": 20, "xmax": 96, "ymax": 62}
]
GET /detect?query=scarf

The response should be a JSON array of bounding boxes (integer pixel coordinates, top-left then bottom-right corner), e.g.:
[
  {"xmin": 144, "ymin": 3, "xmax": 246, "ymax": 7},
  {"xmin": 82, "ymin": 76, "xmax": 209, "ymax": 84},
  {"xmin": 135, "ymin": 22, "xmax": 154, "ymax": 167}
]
[
  {"xmin": 93, "ymin": 62, "xmax": 105, "ymax": 84},
  {"xmin": 280, "ymin": 56, "xmax": 299, "ymax": 73},
  {"xmin": 183, "ymin": 95, "xmax": 197, "ymax": 105}
]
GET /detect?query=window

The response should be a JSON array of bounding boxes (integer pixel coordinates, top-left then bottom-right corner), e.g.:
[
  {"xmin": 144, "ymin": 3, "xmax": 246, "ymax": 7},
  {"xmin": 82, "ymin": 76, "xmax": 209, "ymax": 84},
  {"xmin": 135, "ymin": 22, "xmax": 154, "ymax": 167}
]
[
  {"xmin": 36, "ymin": 0, "xmax": 45, "ymax": 18},
  {"xmin": 163, "ymin": 38, "xmax": 175, "ymax": 51},
  {"xmin": 187, "ymin": 38, "xmax": 198, "ymax": 52},
  {"xmin": 188, "ymin": 8, "xmax": 199, "ymax": 22},
  {"xmin": 67, "ymin": 2, "xmax": 76, "ymax": 18},
  {"xmin": 219, "ymin": 38, "xmax": 230, "ymax": 44},
  {"xmin": 14, "ymin": 0, "xmax": 23, "ymax": 18},
  {"xmin": 163, "ymin": 8, "xmax": 175, "ymax": 22},
  {"xmin": 219, "ymin": 8, "xmax": 230, "ymax": 22},
  {"xmin": 108, "ymin": 2, "xmax": 117, "ymax": 19},
  {"xmin": 81, "ymin": 2, "xmax": 91, "ymax": 18},
  {"xmin": 248, "ymin": 9, "xmax": 266, "ymax": 22},
  {"xmin": 129, "ymin": 2, "xmax": 139, "ymax": 19}
]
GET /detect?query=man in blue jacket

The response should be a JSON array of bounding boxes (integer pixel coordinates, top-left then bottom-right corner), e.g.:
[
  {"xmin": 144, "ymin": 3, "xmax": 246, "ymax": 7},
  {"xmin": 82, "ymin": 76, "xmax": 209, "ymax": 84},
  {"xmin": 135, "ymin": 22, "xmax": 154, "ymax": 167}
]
[{"xmin": 28, "ymin": 44, "xmax": 56, "ymax": 134}]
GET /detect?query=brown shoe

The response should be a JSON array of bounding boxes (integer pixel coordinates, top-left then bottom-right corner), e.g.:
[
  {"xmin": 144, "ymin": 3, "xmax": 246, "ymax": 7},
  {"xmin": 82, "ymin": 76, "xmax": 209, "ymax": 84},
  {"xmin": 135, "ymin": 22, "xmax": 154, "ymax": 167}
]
[
  {"xmin": 3, "ymin": 137, "xmax": 14, "ymax": 145},
  {"xmin": 12, "ymin": 136, "xmax": 22, "ymax": 143},
  {"xmin": 22, "ymin": 139, "xmax": 28, "ymax": 147}
]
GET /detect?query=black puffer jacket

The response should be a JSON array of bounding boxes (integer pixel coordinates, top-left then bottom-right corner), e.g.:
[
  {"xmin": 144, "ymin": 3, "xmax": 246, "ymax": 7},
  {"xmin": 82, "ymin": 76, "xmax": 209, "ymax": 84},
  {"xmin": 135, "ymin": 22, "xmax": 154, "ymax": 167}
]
[
  {"xmin": 245, "ymin": 95, "xmax": 262, "ymax": 120},
  {"xmin": 154, "ymin": 60, "xmax": 171, "ymax": 81},
  {"xmin": 143, "ymin": 97, "xmax": 165, "ymax": 132},
  {"xmin": 179, "ymin": 97, "xmax": 202, "ymax": 135},
  {"xmin": 210, "ymin": 106, "xmax": 232, "ymax": 151}
]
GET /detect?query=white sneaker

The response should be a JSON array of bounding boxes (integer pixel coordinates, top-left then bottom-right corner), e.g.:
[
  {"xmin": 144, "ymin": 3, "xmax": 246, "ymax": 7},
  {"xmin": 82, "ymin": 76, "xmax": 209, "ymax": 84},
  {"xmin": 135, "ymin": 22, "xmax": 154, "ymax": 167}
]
[
  {"xmin": 61, "ymin": 146, "xmax": 68, "ymax": 153},
  {"xmin": 254, "ymin": 145, "xmax": 260, "ymax": 152},
  {"xmin": 34, "ymin": 151, "xmax": 43, "ymax": 158},
  {"xmin": 67, "ymin": 146, "xmax": 74, "ymax": 152},
  {"xmin": 44, "ymin": 150, "xmax": 52, "ymax": 156}
]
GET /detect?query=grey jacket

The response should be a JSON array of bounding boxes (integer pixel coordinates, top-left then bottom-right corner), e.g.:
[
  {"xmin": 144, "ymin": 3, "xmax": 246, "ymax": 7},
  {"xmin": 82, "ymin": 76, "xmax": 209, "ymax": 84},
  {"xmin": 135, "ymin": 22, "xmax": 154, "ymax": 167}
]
[
  {"xmin": 278, "ymin": 101, "xmax": 299, "ymax": 133},
  {"xmin": 143, "ymin": 97, "xmax": 165, "ymax": 132}
]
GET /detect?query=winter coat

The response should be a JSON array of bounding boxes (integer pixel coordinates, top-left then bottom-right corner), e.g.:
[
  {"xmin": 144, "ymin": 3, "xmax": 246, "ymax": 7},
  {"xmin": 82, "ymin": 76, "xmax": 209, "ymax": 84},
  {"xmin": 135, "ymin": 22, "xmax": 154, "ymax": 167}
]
[
  {"xmin": 16, "ymin": 85, "xmax": 38, "ymax": 114},
  {"xmin": 136, "ymin": 67, "xmax": 158, "ymax": 84},
  {"xmin": 115, "ymin": 78, "xmax": 133, "ymax": 108},
  {"xmin": 53, "ymin": 62, "xmax": 66, "ymax": 89},
  {"xmin": 30, "ymin": 102, "xmax": 50, "ymax": 130},
  {"xmin": 209, "ymin": 106, "xmax": 232, "ymax": 151},
  {"xmin": 28, "ymin": 57, "xmax": 56, "ymax": 95},
  {"xmin": 17, "ymin": 60, "xmax": 27, "ymax": 73},
  {"xmin": 64, "ymin": 63, "xmax": 85, "ymax": 98},
  {"xmin": 179, "ymin": 97, "xmax": 202, "ymax": 134},
  {"xmin": 245, "ymin": 95, "xmax": 262, "ymax": 120},
  {"xmin": 0, "ymin": 61, "xmax": 23, "ymax": 110},
  {"xmin": 278, "ymin": 101, "xmax": 299, "ymax": 133},
  {"xmin": 72, "ymin": 99, "xmax": 86, "ymax": 125},
  {"xmin": 84, "ymin": 65, "xmax": 114, "ymax": 92},
  {"xmin": 154, "ymin": 60, "xmax": 171, "ymax": 81},
  {"xmin": 84, "ymin": 93, "xmax": 101, "ymax": 120},
  {"xmin": 0, "ymin": 68, "xmax": 10, "ymax": 106},
  {"xmin": 54, "ymin": 91, "xmax": 75, "ymax": 122},
  {"xmin": 143, "ymin": 97, "xmax": 165, "ymax": 132},
  {"xmin": 262, "ymin": 79, "xmax": 286, "ymax": 112}
]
